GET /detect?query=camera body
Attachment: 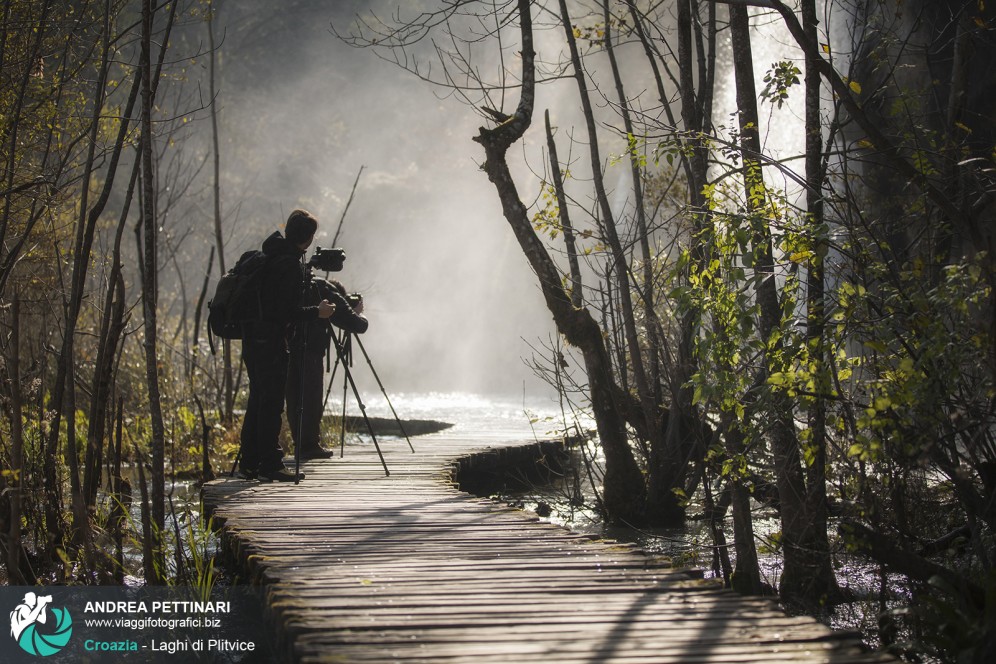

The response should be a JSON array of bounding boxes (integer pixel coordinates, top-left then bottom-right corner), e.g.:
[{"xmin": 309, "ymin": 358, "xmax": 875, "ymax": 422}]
[{"xmin": 308, "ymin": 246, "xmax": 345, "ymax": 272}]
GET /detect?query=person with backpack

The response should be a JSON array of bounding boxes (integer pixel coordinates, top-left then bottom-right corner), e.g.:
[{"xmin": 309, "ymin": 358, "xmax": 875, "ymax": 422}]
[
  {"xmin": 239, "ymin": 209, "xmax": 335, "ymax": 482},
  {"xmin": 286, "ymin": 278, "xmax": 368, "ymax": 460}
]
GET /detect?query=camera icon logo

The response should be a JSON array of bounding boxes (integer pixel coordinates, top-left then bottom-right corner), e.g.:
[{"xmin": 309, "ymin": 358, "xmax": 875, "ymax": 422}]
[{"xmin": 9, "ymin": 592, "xmax": 73, "ymax": 656}]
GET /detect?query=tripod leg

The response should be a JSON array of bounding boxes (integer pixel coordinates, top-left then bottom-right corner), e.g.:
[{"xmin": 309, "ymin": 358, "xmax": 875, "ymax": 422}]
[
  {"xmin": 320, "ymin": 347, "xmax": 342, "ymax": 452},
  {"xmin": 333, "ymin": 334, "xmax": 389, "ymax": 476},
  {"xmin": 354, "ymin": 335, "xmax": 415, "ymax": 453},
  {"xmin": 343, "ymin": 368, "xmax": 389, "ymax": 476},
  {"xmin": 293, "ymin": 337, "xmax": 309, "ymax": 485},
  {"xmin": 339, "ymin": 367, "xmax": 348, "ymax": 458}
]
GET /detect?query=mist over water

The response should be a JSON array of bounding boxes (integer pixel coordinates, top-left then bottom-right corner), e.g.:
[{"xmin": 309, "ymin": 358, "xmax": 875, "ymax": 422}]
[
  {"xmin": 194, "ymin": 1, "xmax": 814, "ymax": 409},
  {"xmin": 200, "ymin": 1, "xmax": 559, "ymax": 402}
]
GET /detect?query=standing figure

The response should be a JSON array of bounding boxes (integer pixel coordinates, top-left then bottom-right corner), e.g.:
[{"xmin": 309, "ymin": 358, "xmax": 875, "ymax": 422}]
[
  {"xmin": 287, "ymin": 278, "xmax": 368, "ymax": 459},
  {"xmin": 238, "ymin": 209, "xmax": 334, "ymax": 482}
]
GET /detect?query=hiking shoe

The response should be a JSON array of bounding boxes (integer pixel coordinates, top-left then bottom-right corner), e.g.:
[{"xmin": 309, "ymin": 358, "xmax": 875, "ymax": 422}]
[
  {"xmin": 236, "ymin": 467, "xmax": 258, "ymax": 480},
  {"xmin": 299, "ymin": 447, "xmax": 334, "ymax": 460},
  {"xmin": 259, "ymin": 468, "xmax": 305, "ymax": 483}
]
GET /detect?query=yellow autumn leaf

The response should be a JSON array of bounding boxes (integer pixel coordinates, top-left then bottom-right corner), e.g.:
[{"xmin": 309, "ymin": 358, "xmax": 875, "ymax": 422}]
[
  {"xmin": 849, "ymin": 80, "xmax": 862, "ymax": 94},
  {"xmin": 789, "ymin": 250, "xmax": 813, "ymax": 263}
]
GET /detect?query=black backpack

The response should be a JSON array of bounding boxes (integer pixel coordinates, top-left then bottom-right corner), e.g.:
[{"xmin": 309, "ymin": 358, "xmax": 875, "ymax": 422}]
[{"xmin": 207, "ymin": 250, "xmax": 269, "ymax": 341}]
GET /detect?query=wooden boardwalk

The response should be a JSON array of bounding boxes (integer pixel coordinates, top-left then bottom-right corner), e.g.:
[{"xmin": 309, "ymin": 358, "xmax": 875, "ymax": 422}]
[{"xmin": 201, "ymin": 422, "xmax": 891, "ymax": 663}]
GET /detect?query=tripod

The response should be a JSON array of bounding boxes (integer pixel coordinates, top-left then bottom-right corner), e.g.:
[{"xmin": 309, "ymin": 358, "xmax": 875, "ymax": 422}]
[
  {"xmin": 319, "ymin": 330, "xmax": 391, "ymax": 476},
  {"xmin": 320, "ymin": 331, "xmax": 415, "ymax": 458}
]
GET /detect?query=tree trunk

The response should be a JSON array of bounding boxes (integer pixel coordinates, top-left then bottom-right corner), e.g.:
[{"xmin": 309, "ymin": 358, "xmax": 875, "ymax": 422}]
[
  {"xmin": 84, "ymin": 49, "xmax": 143, "ymax": 511},
  {"xmin": 140, "ymin": 0, "xmax": 166, "ymax": 584},
  {"xmin": 801, "ymin": 0, "xmax": 837, "ymax": 602},
  {"xmin": 58, "ymin": 0, "xmax": 118, "ymax": 568},
  {"xmin": 726, "ymin": 425, "xmax": 763, "ymax": 595},
  {"xmin": 472, "ymin": 0, "xmax": 645, "ymax": 523},
  {"xmin": 646, "ymin": 0, "xmax": 712, "ymax": 526},
  {"xmin": 111, "ymin": 397, "xmax": 128, "ymax": 585},
  {"xmin": 544, "ymin": 111, "xmax": 583, "ymax": 309},
  {"xmin": 207, "ymin": 3, "xmax": 235, "ymax": 423},
  {"xmin": 603, "ymin": 0, "xmax": 661, "ymax": 409},
  {"xmin": 85, "ymin": 193, "xmax": 131, "ymax": 509},
  {"xmin": 729, "ymin": 3, "xmax": 838, "ymax": 605},
  {"xmin": 556, "ymin": 0, "xmax": 657, "ymax": 454}
]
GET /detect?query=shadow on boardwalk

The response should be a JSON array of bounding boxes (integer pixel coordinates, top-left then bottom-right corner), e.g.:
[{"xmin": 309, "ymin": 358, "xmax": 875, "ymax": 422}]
[{"xmin": 202, "ymin": 428, "xmax": 893, "ymax": 663}]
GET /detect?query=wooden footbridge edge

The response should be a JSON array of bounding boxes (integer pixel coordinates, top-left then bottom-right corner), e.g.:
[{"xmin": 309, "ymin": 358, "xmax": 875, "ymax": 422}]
[{"xmin": 201, "ymin": 434, "xmax": 894, "ymax": 664}]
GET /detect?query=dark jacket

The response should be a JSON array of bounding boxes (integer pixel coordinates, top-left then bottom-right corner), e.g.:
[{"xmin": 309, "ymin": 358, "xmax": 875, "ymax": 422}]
[{"xmin": 248, "ymin": 231, "xmax": 320, "ymax": 342}]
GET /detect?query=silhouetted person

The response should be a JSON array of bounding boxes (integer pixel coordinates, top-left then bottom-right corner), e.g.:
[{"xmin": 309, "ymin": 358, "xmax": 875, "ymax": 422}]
[
  {"xmin": 239, "ymin": 209, "xmax": 334, "ymax": 482},
  {"xmin": 10, "ymin": 592, "xmax": 52, "ymax": 642},
  {"xmin": 287, "ymin": 278, "xmax": 368, "ymax": 459}
]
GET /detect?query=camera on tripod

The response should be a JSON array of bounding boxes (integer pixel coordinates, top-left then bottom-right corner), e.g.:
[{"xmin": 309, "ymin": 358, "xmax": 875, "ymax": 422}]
[{"xmin": 309, "ymin": 247, "xmax": 346, "ymax": 272}]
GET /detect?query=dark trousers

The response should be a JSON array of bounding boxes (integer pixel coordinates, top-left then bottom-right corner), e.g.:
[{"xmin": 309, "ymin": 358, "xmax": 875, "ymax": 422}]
[
  {"xmin": 239, "ymin": 339, "xmax": 289, "ymax": 473},
  {"xmin": 286, "ymin": 348, "xmax": 325, "ymax": 452}
]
